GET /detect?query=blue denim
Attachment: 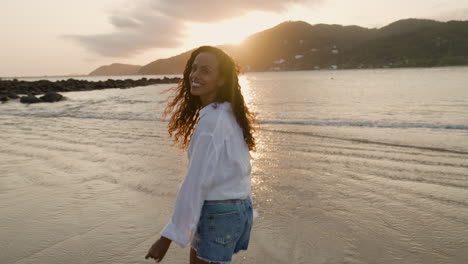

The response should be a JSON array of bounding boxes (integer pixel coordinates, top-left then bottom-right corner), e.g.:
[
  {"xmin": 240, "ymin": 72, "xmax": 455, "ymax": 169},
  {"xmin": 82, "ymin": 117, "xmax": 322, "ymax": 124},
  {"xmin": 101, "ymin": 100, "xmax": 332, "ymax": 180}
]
[{"xmin": 191, "ymin": 197, "xmax": 253, "ymax": 263}]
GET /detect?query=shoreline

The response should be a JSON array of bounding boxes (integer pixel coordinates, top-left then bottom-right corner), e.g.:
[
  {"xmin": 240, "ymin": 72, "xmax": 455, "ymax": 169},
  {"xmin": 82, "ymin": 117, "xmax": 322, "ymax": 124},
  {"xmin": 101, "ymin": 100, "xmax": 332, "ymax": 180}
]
[
  {"xmin": 2, "ymin": 64, "xmax": 468, "ymax": 80},
  {"xmin": 0, "ymin": 77, "xmax": 181, "ymax": 101}
]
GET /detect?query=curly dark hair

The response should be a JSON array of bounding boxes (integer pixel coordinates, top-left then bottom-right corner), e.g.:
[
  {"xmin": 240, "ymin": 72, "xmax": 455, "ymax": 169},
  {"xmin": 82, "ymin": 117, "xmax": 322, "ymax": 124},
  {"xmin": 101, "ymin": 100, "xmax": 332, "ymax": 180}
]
[{"xmin": 160, "ymin": 45, "xmax": 259, "ymax": 152}]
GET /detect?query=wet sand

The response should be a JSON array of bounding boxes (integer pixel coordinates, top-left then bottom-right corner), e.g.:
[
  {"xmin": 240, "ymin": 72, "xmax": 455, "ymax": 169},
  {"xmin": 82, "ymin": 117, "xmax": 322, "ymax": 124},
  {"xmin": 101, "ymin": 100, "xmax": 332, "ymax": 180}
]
[{"xmin": 1, "ymin": 113, "xmax": 467, "ymax": 264}]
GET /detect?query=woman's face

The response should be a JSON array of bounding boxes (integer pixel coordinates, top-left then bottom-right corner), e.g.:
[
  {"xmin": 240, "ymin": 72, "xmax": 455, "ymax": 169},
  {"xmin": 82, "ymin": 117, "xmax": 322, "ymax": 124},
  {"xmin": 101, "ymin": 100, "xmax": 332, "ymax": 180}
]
[{"xmin": 189, "ymin": 52, "xmax": 225, "ymax": 101}]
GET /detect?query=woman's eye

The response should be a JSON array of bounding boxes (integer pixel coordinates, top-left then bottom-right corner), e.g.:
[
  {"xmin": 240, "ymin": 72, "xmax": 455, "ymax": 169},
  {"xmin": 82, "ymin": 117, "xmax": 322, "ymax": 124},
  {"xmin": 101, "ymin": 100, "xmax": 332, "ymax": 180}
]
[{"xmin": 190, "ymin": 66, "xmax": 209, "ymax": 74}]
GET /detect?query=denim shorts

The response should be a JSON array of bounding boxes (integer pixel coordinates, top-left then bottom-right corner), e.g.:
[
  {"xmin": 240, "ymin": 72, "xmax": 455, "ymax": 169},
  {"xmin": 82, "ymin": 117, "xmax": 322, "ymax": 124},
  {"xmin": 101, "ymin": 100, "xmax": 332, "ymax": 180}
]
[{"xmin": 190, "ymin": 196, "xmax": 253, "ymax": 264}]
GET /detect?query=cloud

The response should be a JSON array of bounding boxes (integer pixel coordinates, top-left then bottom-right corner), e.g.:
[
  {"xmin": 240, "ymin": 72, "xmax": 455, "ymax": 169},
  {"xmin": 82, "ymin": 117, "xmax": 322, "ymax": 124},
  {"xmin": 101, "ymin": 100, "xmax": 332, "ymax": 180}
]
[
  {"xmin": 62, "ymin": 12, "xmax": 184, "ymax": 57},
  {"xmin": 62, "ymin": 0, "xmax": 321, "ymax": 57},
  {"xmin": 109, "ymin": 16, "xmax": 141, "ymax": 28},
  {"xmin": 153, "ymin": 0, "xmax": 314, "ymax": 23}
]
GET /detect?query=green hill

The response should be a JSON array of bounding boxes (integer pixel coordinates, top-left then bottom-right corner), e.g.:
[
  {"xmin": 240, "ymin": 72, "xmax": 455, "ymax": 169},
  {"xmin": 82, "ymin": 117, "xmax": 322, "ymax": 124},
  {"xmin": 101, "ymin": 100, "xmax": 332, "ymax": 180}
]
[
  {"xmin": 89, "ymin": 63, "xmax": 141, "ymax": 76},
  {"xmin": 89, "ymin": 18, "xmax": 468, "ymax": 75}
]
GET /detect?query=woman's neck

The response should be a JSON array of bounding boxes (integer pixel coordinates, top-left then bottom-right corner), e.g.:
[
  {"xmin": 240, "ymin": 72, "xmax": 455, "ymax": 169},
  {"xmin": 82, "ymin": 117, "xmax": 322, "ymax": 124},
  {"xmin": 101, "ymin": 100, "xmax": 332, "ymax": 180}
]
[{"xmin": 199, "ymin": 94, "xmax": 217, "ymax": 108}]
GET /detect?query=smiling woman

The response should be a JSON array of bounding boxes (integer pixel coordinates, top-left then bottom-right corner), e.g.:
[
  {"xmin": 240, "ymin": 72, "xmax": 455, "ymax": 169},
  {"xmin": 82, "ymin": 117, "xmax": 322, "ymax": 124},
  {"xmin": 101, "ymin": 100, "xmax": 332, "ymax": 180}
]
[
  {"xmin": 189, "ymin": 52, "xmax": 226, "ymax": 105},
  {"xmin": 145, "ymin": 45, "xmax": 259, "ymax": 264}
]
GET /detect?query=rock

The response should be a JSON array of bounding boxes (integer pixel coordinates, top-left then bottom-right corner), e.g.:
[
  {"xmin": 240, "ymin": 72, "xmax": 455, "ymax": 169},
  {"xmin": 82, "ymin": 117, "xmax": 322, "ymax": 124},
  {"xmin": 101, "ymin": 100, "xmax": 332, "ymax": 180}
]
[
  {"xmin": 20, "ymin": 94, "xmax": 41, "ymax": 104},
  {"xmin": 7, "ymin": 92, "xmax": 20, "ymax": 99},
  {"xmin": 0, "ymin": 96, "xmax": 9, "ymax": 102},
  {"xmin": 39, "ymin": 92, "xmax": 63, "ymax": 102},
  {"xmin": 1, "ymin": 77, "xmax": 181, "ymax": 103}
]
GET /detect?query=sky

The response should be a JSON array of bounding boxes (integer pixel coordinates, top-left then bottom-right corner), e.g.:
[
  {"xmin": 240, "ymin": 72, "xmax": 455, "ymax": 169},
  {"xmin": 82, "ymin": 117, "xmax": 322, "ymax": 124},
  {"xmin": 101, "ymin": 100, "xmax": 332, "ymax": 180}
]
[{"xmin": 1, "ymin": 0, "xmax": 467, "ymax": 77}]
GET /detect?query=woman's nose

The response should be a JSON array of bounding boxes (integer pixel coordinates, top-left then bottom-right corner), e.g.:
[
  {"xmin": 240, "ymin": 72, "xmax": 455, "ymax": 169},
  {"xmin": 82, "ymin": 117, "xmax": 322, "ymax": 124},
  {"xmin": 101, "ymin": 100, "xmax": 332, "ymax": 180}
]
[{"xmin": 192, "ymin": 71, "xmax": 203, "ymax": 81}]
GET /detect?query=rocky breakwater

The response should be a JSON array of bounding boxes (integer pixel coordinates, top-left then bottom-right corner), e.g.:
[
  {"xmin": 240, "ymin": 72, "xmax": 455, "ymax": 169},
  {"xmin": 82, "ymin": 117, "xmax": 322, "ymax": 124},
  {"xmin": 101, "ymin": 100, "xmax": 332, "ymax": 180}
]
[{"xmin": 0, "ymin": 77, "xmax": 181, "ymax": 104}]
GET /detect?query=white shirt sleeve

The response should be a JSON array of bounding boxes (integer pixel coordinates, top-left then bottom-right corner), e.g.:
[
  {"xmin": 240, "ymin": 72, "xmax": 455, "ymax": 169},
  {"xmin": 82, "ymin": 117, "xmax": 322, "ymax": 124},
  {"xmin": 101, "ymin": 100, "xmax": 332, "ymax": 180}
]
[{"xmin": 160, "ymin": 132, "xmax": 218, "ymax": 248}]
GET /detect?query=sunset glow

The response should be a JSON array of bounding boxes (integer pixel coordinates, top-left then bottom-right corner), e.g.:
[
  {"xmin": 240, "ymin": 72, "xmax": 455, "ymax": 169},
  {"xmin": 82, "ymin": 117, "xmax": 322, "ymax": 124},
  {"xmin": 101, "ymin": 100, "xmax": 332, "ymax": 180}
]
[
  {"xmin": 183, "ymin": 11, "xmax": 284, "ymax": 46},
  {"xmin": 1, "ymin": 0, "xmax": 467, "ymax": 76}
]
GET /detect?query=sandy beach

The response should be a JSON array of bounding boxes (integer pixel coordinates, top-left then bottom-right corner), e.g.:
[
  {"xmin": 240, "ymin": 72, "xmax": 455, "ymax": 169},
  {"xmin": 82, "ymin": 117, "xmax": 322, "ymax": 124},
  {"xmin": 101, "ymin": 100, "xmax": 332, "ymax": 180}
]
[{"xmin": 1, "ymin": 69, "xmax": 468, "ymax": 263}]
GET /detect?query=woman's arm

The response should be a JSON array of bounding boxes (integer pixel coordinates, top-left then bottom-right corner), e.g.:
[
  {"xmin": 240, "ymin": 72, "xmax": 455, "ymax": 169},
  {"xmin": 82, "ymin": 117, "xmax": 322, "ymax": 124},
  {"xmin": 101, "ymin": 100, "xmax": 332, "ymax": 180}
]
[{"xmin": 159, "ymin": 133, "xmax": 218, "ymax": 248}]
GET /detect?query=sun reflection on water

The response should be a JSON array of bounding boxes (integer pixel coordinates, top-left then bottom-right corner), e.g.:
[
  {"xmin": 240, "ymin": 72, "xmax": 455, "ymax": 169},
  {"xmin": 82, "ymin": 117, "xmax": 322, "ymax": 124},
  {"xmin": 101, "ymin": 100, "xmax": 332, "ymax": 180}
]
[
  {"xmin": 239, "ymin": 74, "xmax": 256, "ymax": 110},
  {"xmin": 240, "ymin": 73, "xmax": 275, "ymax": 211}
]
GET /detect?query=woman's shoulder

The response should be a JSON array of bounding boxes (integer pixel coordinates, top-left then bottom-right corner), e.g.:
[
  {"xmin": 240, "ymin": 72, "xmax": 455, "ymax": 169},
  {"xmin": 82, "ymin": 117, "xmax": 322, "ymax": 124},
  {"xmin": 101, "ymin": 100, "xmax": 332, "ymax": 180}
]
[
  {"xmin": 196, "ymin": 112, "xmax": 219, "ymax": 135},
  {"xmin": 198, "ymin": 102, "xmax": 235, "ymax": 133}
]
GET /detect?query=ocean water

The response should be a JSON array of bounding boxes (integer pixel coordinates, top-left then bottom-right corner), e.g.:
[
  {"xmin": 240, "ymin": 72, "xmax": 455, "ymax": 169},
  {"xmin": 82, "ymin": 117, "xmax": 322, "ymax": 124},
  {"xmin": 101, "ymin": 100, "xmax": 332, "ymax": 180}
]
[{"xmin": 1, "ymin": 67, "xmax": 467, "ymax": 264}]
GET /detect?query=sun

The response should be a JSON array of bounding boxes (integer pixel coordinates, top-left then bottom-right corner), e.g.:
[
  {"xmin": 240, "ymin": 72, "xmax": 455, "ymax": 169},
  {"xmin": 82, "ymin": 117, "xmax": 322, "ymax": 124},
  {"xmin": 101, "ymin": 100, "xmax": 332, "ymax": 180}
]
[{"xmin": 183, "ymin": 11, "xmax": 283, "ymax": 47}]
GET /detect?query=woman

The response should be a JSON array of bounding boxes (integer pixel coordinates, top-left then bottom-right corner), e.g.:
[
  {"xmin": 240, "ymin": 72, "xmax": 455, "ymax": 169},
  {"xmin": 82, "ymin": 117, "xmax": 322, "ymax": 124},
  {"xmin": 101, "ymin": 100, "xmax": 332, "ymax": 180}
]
[{"xmin": 145, "ymin": 45, "xmax": 259, "ymax": 263}]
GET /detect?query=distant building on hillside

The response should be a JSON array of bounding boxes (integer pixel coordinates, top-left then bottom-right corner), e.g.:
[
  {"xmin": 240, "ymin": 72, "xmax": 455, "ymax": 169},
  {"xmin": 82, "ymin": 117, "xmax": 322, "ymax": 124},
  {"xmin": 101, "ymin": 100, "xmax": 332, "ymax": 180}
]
[{"xmin": 274, "ymin": 59, "xmax": 286, "ymax": 64}]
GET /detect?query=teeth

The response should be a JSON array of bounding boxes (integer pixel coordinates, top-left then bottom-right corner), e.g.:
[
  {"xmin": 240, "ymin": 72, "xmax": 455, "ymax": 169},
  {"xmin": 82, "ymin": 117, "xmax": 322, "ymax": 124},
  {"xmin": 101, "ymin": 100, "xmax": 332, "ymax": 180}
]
[{"xmin": 192, "ymin": 81, "xmax": 201, "ymax": 87}]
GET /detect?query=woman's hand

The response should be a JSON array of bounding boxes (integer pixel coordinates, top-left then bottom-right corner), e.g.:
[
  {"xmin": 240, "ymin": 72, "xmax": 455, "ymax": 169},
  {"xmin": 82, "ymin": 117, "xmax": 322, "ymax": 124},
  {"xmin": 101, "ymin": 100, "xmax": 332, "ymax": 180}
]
[{"xmin": 145, "ymin": 236, "xmax": 172, "ymax": 263}]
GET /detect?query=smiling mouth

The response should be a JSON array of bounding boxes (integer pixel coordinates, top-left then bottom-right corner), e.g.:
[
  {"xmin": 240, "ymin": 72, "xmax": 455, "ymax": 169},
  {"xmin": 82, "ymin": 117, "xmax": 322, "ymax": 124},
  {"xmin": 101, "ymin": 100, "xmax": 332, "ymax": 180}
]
[{"xmin": 191, "ymin": 81, "xmax": 202, "ymax": 88}]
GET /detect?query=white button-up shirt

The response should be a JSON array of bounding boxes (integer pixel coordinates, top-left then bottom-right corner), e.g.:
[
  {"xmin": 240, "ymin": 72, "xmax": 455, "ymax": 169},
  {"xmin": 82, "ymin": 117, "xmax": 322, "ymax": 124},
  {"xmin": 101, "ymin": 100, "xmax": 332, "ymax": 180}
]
[{"xmin": 160, "ymin": 101, "xmax": 256, "ymax": 248}]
